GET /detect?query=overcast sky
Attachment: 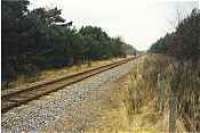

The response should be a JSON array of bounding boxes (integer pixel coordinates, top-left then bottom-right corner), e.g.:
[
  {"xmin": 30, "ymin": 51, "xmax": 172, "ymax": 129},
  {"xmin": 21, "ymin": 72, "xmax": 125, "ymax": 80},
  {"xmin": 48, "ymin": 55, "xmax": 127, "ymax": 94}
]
[{"xmin": 29, "ymin": 0, "xmax": 199, "ymax": 50}]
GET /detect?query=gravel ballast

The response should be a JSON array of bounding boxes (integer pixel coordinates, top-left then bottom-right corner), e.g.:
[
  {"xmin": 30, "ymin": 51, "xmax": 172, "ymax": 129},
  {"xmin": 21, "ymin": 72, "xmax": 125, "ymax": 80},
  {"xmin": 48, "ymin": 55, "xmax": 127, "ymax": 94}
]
[{"xmin": 2, "ymin": 60, "xmax": 136, "ymax": 132}]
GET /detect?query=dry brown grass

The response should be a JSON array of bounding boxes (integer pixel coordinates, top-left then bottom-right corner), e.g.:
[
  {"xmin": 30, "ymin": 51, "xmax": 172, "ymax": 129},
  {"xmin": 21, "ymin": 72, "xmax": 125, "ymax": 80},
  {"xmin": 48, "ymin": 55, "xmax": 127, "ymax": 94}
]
[
  {"xmin": 127, "ymin": 54, "xmax": 199, "ymax": 132},
  {"xmin": 87, "ymin": 54, "xmax": 197, "ymax": 132},
  {"xmin": 86, "ymin": 55, "xmax": 172, "ymax": 133}
]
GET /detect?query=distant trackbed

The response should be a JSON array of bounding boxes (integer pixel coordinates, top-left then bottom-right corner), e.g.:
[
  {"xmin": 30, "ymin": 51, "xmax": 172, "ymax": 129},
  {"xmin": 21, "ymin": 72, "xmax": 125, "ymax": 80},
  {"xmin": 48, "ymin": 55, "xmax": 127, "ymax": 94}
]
[{"xmin": 2, "ymin": 57, "xmax": 137, "ymax": 113}]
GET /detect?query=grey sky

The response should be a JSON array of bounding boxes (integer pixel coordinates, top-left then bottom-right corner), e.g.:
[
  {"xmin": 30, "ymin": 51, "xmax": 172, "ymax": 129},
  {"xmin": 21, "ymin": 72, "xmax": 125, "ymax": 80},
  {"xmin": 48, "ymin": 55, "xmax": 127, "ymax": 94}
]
[{"xmin": 29, "ymin": 0, "xmax": 199, "ymax": 50}]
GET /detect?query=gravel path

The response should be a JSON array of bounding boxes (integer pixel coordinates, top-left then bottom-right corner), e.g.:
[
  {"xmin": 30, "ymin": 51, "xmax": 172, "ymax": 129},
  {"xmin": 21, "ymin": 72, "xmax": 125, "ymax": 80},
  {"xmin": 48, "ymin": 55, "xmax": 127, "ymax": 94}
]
[{"xmin": 2, "ymin": 60, "xmax": 136, "ymax": 132}]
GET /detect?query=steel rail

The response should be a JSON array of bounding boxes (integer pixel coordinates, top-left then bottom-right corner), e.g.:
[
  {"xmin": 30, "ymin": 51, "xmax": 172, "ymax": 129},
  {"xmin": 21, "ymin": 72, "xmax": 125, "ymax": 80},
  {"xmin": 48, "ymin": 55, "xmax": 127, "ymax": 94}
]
[{"xmin": 2, "ymin": 57, "xmax": 137, "ymax": 113}]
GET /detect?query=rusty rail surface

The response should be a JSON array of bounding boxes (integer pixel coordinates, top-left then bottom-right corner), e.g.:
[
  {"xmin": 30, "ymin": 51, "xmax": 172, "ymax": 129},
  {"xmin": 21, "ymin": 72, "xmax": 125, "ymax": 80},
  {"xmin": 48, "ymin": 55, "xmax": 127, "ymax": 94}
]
[{"xmin": 2, "ymin": 56, "xmax": 138, "ymax": 113}]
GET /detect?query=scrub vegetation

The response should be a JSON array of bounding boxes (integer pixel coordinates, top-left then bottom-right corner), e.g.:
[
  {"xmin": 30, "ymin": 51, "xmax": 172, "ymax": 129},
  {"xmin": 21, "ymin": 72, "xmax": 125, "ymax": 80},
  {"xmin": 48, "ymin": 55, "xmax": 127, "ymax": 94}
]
[{"xmin": 147, "ymin": 9, "xmax": 200, "ymax": 132}]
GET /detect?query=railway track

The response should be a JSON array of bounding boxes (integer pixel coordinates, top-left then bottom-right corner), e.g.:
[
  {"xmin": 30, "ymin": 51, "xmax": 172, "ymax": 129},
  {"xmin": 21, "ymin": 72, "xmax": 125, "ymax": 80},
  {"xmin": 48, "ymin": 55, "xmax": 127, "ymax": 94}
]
[{"xmin": 2, "ymin": 57, "xmax": 136, "ymax": 113}]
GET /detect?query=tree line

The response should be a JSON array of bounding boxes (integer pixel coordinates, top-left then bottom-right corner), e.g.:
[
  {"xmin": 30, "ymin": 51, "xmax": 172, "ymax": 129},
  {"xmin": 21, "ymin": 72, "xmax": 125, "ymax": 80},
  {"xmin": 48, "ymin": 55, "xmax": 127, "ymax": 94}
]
[
  {"xmin": 149, "ymin": 9, "xmax": 200, "ymax": 131},
  {"xmin": 2, "ymin": 0, "xmax": 136, "ymax": 81},
  {"xmin": 149, "ymin": 9, "xmax": 200, "ymax": 62}
]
